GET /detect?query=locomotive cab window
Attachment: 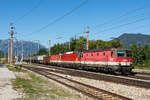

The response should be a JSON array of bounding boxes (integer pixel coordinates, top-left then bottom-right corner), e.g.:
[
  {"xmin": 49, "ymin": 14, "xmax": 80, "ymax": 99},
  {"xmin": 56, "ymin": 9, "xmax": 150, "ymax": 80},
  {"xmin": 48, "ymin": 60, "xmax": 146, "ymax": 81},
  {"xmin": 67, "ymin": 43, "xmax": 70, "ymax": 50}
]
[
  {"xmin": 116, "ymin": 50, "xmax": 132, "ymax": 57},
  {"xmin": 117, "ymin": 51, "xmax": 125, "ymax": 57}
]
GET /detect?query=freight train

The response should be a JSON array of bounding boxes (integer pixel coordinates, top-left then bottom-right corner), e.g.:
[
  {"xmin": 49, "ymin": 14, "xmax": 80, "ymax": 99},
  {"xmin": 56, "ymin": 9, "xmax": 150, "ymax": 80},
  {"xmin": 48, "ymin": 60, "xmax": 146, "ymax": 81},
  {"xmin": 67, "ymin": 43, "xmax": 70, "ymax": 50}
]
[{"xmin": 24, "ymin": 48, "xmax": 134, "ymax": 74}]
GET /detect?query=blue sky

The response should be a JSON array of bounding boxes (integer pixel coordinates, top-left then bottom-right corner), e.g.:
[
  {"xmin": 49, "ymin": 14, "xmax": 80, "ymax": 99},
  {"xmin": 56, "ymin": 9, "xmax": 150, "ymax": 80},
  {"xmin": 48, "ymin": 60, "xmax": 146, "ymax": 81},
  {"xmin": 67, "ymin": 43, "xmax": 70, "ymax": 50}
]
[{"xmin": 0, "ymin": 0, "xmax": 150, "ymax": 47}]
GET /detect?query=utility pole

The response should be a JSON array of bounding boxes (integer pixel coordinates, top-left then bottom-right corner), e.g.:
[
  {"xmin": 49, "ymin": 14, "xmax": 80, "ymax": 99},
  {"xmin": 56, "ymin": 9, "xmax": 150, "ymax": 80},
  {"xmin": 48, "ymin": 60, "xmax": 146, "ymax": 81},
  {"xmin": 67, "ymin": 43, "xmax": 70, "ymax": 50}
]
[
  {"xmin": 8, "ymin": 39, "xmax": 10, "ymax": 63},
  {"xmin": 69, "ymin": 41, "xmax": 70, "ymax": 50},
  {"xmin": 10, "ymin": 24, "xmax": 14, "ymax": 64},
  {"xmin": 49, "ymin": 40, "xmax": 51, "ymax": 56},
  {"xmin": 86, "ymin": 26, "xmax": 89, "ymax": 50},
  {"xmin": 30, "ymin": 41, "xmax": 32, "ymax": 64},
  {"xmin": 35, "ymin": 40, "xmax": 40, "ymax": 53},
  {"xmin": 14, "ymin": 37, "xmax": 18, "ymax": 64},
  {"xmin": 37, "ymin": 40, "xmax": 40, "ymax": 52},
  {"xmin": 21, "ymin": 41, "xmax": 24, "ymax": 63}
]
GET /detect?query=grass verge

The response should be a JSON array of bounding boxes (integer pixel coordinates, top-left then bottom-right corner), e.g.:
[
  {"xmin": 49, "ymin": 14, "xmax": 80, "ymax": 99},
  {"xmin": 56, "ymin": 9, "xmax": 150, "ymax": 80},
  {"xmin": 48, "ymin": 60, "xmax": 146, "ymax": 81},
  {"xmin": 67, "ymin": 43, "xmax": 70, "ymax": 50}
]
[
  {"xmin": 7, "ymin": 65, "xmax": 79, "ymax": 100},
  {"xmin": 7, "ymin": 65, "xmax": 26, "ymax": 72},
  {"xmin": 134, "ymin": 65, "xmax": 150, "ymax": 70}
]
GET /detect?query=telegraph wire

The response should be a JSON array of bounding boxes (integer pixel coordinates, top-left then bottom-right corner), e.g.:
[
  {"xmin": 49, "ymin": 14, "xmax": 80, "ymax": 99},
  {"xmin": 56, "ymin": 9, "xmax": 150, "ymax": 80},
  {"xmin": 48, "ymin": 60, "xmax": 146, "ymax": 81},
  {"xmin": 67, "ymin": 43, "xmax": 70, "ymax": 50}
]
[
  {"xmin": 25, "ymin": 0, "xmax": 88, "ymax": 36},
  {"xmin": 13, "ymin": 0, "xmax": 43, "ymax": 24}
]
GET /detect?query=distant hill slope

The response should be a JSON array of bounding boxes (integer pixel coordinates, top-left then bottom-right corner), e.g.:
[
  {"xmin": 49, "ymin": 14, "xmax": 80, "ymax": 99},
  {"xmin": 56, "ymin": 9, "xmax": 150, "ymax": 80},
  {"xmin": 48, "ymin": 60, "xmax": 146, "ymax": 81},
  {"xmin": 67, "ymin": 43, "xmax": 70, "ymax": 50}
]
[
  {"xmin": 0, "ymin": 40, "xmax": 47, "ymax": 56},
  {"xmin": 117, "ymin": 33, "xmax": 150, "ymax": 48}
]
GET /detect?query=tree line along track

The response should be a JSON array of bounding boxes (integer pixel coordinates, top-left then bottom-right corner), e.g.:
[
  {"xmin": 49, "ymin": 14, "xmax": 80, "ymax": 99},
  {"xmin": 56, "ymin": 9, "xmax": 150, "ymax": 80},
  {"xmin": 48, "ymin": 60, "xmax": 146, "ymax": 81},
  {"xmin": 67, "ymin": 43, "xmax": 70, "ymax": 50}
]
[
  {"xmin": 21, "ymin": 64, "xmax": 150, "ymax": 89},
  {"xmin": 21, "ymin": 65, "xmax": 132, "ymax": 100}
]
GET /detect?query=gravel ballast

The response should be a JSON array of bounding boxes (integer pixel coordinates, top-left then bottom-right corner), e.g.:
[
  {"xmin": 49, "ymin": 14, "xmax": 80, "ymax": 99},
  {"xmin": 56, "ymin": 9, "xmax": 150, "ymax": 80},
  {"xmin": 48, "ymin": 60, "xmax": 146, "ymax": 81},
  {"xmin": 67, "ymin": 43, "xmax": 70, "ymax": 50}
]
[{"xmin": 49, "ymin": 71, "xmax": 150, "ymax": 100}]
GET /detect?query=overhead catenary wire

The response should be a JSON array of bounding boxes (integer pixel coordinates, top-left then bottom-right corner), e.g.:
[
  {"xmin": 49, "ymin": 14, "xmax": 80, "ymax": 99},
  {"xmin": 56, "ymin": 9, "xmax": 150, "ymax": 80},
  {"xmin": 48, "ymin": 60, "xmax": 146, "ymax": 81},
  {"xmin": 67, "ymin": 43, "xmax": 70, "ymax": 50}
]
[
  {"xmin": 13, "ymin": 0, "xmax": 43, "ymax": 24},
  {"xmin": 90, "ymin": 15, "xmax": 150, "ymax": 40},
  {"xmin": 91, "ymin": 1, "xmax": 150, "ymax": 30},
  {"xmin": 74, "ymin": 2, "xmax": 150, "ymax": 39},
  {"xmin": 96, "ymin": 22, "xmax": 150, "ymax": 40},
  {"xmin": 94, "ymin": 15, "xmax": 150, "ymax": 34},
  {"xmin": 94, "ymin": 11, "xmax": 150, "ymax": 31},
  {"xmin": 0, "ymin": 33, "xmax": 8, "ymax": 35},
  {"xmin": 25, "ymin": 0, "xmax": 88, "ymax": 37},
  {"xmin": 139, "ymin": 29, "xmax": 150, "ymax": 33},
  {"xmin": 118, "ymin": 22, "xmax": 150, "ymax": 33}
]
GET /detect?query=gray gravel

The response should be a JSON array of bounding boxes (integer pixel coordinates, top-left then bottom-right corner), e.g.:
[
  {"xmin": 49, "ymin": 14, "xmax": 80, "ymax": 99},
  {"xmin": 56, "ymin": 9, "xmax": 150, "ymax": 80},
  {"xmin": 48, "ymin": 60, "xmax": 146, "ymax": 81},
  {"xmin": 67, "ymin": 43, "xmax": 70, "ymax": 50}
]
[{"xmin": 50, "ymin": 71, "xmax": 150, "ymax": 100}]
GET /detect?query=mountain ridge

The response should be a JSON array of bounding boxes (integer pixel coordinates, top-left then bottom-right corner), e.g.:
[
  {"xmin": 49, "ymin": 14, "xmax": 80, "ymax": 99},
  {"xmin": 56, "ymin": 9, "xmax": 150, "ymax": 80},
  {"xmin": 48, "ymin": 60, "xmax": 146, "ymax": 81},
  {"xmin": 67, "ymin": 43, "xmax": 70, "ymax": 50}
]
[
  {"xmin": 117, "ymin": 33, "xmax": 150, "ymax": 48},
  {"xmin": 0, "ymin": 39, "xmax": 47, "ymax": 56}
]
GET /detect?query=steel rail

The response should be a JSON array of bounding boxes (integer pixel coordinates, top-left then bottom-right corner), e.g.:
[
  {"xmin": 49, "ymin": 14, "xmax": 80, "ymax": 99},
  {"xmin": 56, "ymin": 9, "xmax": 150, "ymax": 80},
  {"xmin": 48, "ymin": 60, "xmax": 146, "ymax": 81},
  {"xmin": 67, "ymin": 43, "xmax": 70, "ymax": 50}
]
[
  {"xmin": 23, "ymin": 64, "xmax": 150, "ymax": 89},
  {"xmin": 22, "ymin": 65, "xmax": 132, "ymax": 100}
]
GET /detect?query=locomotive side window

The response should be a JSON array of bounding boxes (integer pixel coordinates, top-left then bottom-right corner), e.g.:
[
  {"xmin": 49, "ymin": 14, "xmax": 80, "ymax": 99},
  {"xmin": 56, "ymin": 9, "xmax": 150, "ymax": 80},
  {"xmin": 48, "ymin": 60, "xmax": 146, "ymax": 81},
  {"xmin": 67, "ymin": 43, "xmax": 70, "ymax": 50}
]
[
  {"xmin": 103, "ymin": 52, "xmax": 105, "ymax": 56},
  {"xmin": 97, "ymin": 53, "xmax": 99, "ymax": 56},
  {"xmin": 86, "ymin": 54, "xmax": 88, "ymax": 56},
  {"xmin": 91, "ymin": 53, "xmax": 93, "ymax": 56},
  {"xmin": 111, "ymin": 51, "xmax": 113, "ymax": 57},
  {"xmin": 78, "ymin": 53, "xmax": 82, "ymax": 58}
]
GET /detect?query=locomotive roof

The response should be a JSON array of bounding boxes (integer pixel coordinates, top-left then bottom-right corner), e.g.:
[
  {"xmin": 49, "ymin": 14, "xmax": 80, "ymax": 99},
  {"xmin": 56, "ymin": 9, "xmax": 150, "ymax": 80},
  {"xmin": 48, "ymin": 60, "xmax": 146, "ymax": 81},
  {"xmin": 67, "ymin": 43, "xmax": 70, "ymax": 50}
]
[{"xmin": 82, "ymin": 48, "xmax": 130, "ymax": 53}]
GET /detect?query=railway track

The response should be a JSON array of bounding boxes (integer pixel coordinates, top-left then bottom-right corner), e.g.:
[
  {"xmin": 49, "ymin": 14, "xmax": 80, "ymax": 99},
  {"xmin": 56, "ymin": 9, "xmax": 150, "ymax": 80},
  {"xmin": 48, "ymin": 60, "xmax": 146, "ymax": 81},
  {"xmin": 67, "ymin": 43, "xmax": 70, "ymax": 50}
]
[
  {"xmin": 21, "ymin": 65, "xmax": 131, "ymax": 100},
  {"xmin": 21, "ymin": 64, "xmax": 150, "ymax": 89},
  {"xmin": 127, "ymin": 74, "xmax": 150, "ymax": 81},
  {"xmin": 133, "ymin": 69, "xmax": 150, "ymax": 75}
]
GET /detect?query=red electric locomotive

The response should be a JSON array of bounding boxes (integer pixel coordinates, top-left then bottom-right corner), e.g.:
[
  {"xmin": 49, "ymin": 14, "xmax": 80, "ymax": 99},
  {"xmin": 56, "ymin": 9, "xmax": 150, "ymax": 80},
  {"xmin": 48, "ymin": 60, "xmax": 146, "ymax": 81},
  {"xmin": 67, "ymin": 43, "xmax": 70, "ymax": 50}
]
[{"xmin": 43, "ymin": 48, "xmax": 133, "ymax": 74}]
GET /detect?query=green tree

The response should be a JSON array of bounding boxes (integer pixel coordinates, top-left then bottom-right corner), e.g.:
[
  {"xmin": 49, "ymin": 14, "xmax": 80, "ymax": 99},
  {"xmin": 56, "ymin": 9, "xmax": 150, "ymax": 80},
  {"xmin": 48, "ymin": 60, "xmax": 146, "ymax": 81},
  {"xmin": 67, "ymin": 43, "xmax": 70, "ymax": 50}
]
[
  {"xmin": 130, "ymin": 44, "xmax": 138, "ymax": 65},
  {"xmin": 70, "ymin": 37, "xmax": 77, "ymax": 51},
  {"xmin": 50, "ymin": 36, "xmax": 123, "ymax": 54},
  {"xmin": 75, "ymin": 36, "xmax": 86, "ymax": 51},
  {"xmin": 37, "ymin": 48, "xmax": 47, "ymax": 55},
  {"xmin": 88, "ymin": 40, "xmax": 97, "ymax": 49},
  {"xmin": 110, "ymin": 40, "xmax": 123, "ymax": 48}
]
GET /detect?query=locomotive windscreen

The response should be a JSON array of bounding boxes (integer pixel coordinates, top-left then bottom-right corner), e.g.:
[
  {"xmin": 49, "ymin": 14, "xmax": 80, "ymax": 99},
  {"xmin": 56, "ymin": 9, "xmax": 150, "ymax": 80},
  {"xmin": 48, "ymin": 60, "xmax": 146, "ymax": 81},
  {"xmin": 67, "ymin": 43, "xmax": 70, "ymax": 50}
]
[{"xmin": 116, "ymin": 50, "xmax": 132, "ymax": 57}]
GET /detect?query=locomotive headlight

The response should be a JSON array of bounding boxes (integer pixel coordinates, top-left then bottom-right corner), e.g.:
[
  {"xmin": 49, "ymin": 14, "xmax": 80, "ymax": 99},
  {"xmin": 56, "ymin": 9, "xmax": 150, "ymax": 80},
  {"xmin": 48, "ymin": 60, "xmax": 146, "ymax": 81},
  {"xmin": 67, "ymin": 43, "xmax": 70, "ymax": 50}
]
[{"xmin": 110, "ymin": 58, "xmax": 113, "ymax": 61}]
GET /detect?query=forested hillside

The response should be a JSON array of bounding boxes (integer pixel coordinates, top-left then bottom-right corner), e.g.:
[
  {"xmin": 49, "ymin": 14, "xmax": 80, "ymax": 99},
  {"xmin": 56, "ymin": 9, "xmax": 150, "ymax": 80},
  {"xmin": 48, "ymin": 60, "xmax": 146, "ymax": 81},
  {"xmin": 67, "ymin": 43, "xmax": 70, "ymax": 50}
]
[{"xmin": 117, "ymin": 33, "xmax": 150, "ymax": 48}]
